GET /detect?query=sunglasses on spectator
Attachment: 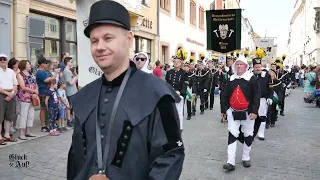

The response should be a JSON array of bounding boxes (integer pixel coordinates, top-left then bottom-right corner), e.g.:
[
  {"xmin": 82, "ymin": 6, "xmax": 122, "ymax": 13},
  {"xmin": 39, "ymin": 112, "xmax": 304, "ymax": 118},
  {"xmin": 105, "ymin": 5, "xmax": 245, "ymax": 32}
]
[
  {"xmin": 135, "ymin": 58, "xmax": 146, "ymax": 62},
  {"xmin": 0, "ymin": 58, "xmax": 7, "ymax": 62}
]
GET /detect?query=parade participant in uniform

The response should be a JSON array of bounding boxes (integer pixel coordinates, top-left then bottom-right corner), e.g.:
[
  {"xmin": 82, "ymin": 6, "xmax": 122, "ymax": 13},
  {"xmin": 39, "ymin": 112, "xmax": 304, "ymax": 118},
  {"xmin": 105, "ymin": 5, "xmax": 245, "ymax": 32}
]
[
  {"xmin": 221, "ymin": 55, "xmax": 260, "ymax": 171},
  {"xmin": 192, "ymin": 59, "xmax": 209, "ymax": 115},
  {"xmin": 219, "ymin": 56, "xmax": 234, "ymax": 122},
  {"xmin": 205, "ymin": 59, "xmax": 219, "ymax": 110},
  {"xmin": 166, "ymin": 48, "xmax": 188, "ymax": 132},
  {"xmin": 274, "ymin": 58, "xmax": 290, "ymax": 116},
  {"xmin": 183, "ymin": 62, "xmax": 194, "ymax": 120},
  {"xmin": 267, "ymin": 68, "xmax": 282, "ymax": 128},
  {"xmin": 67, "ymin": 1, "xmax": 184, "ymax": 180},
  {"xmin": 251, "ymin": 54, "xmax": 273, "ymax": 141}
]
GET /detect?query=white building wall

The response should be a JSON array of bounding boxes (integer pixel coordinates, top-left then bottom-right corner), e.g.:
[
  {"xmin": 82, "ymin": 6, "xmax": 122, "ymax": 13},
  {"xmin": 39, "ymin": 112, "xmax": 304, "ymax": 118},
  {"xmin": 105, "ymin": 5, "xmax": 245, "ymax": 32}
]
[
  {"xmin": 241, "ymin": 19, "xmax": 253, "ymax": 51},
  {"xmin": 288, "ymin": 0, "xmax": 320, "ymax": 66},
  {"xmin": 159, "ymin": 0, "xmax": 208, "ymax": 64}
]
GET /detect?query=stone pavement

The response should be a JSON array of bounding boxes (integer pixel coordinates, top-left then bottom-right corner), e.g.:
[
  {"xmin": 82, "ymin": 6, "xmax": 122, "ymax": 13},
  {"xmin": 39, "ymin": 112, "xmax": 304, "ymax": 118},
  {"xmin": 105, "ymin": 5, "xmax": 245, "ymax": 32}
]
[{"xmin": 0, "ymin": 88, "xmax": 319, "ymax": 180}]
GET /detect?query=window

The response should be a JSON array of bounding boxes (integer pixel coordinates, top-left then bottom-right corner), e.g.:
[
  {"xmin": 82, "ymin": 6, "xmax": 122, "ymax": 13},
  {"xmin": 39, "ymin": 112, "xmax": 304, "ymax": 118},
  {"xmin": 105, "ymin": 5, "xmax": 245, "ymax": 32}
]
[
  {"xmin": 190, "ymin": 0, "xmax": 196, "ymax": 25},
  {"xmin": 176, "ymin": 0, "xmax": 184, "ymax": 19},
  {"xmin": 210, "ymin": 0, "xmax": 215, "ymax": 10},
  {"xmin": 191, "ymin": 52, "xmax": 195, "ymax": 57},
  {"xmin": 199, "ymin": 6, "xmax": 205, "ymax": 29},
  {"xmin": 65, "ymin": 21, "xmax": 77, "ymax": 65},
  {"xmin": 162, "ymin": 46, "xmax": 168, "ymax": 63},
  {"xmin": 44, "ymin": 39, "xmax": 60, "ymax": 60},
  {"xmin": 160, "ymin": 0, "xmax": 170, "ymax": 12},
  {"xmin": 134, "ymin": 36, "xmax": 152, "ymax": 61}
]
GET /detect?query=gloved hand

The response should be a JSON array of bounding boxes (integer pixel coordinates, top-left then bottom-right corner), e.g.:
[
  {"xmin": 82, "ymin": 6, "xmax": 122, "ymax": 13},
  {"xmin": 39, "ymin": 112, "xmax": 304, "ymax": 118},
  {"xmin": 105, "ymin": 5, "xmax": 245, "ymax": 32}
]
[
  {"xmin": 192, "ymin": 93, "xmax": 196, "ymax": 96},
  {"xmin": 267, "ymin": 98, "xmax": 273, "ymax": 105},
  {"xmin": 282, "ymin": 83, "xmax": 286, "ymax": 88},
  {"xmin": 176, "ymin": 91, "xmax": 180, "ymax": 95},
  {"xmin": 204, "ymin": 89, "xmax": 207, "ymax": 92}
]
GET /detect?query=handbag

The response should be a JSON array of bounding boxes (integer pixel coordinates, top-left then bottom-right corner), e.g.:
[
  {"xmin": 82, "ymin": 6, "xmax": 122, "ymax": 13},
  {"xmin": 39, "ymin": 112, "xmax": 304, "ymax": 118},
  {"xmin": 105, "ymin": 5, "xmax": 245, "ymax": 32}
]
[{"xmin": 32, "ymin": 96, "xmax": 39, "ymax": 107}]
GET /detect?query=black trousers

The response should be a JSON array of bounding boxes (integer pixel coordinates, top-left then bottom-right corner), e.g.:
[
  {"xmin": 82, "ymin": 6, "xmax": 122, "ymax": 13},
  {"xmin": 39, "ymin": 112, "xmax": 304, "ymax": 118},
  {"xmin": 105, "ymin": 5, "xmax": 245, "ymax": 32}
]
[
  {"xmin": 280, "ymin": 91, "xmax": 286, "ymax": 112},
  {"xmin": 184, "ymin": 99, "xmax": 192, "ymax": 117},
  {"xmin": 192, "ymin": 92, "xmax": 205, "ymax": 112},
  {"xmin": 205, "ymin": 89, "xmax": 214, "ymax": 109},
  {"xmin": 267, "ymin": 104, "xmax": 277, "ymax": 125}
]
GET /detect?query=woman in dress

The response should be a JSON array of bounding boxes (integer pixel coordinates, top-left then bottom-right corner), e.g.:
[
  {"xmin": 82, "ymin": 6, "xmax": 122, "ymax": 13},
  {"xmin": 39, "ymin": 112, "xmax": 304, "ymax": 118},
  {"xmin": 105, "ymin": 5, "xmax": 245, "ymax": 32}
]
[{"xmin": 304, "ymin": 66, "xmax": 317, "ymax": 98}]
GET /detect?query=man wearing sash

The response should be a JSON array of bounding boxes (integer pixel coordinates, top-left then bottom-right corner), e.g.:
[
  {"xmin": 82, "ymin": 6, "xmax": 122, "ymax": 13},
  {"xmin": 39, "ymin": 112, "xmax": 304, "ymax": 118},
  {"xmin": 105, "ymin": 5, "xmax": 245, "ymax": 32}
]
[
  {"xmin": 183, "ymin": 62, "xmax": 194, "ymax": 120},
  {"xmin": 252, "ymin": 58, "xmax": 273, "ymax": 141},
  {"xmin": 205, "ymin": 59, "xmax": 219, "ymax": 110},
  {"xmin": 67, "ymin": 1, "xmax": 184, "ymax": 180},
  {"xmin": 221, "ymin": 56, "xmax": 260, "ymax": 171},
  {"xmin": 166, "ymin": 54, "xmax": 187, "ymax": 132}
]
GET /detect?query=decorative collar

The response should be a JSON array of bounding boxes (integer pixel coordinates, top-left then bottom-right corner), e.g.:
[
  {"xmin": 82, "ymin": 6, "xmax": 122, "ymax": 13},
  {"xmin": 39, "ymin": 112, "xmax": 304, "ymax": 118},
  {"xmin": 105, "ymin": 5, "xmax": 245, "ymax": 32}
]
[
  {"xmin": 102, "ymin": 61, "xmax": 137, "ymax": 87},
  {"xmin": 230, "ymin": 71, "xmax": 253, "ymax": 81}
]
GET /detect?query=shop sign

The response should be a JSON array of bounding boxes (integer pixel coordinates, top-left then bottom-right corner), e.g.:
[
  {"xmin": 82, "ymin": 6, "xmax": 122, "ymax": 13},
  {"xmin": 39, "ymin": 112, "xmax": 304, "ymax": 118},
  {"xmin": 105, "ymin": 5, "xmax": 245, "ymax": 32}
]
[
  {"xmin": 141, "ymin": 18, "xmax": 153, "ymax": 29},
  {"xmin": 186, "ymin": 38, "xmax": 204, "ymax": 47}
]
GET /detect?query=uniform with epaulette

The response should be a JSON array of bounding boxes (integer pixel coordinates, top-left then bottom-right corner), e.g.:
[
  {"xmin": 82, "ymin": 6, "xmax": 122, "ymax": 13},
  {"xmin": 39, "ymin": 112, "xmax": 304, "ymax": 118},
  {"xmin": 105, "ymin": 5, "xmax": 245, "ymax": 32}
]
[
  {"xmin": 205, "ymin": 59, "xmax": 219, "ymax": 110},
  {"xmin": 267, "ymin": 68, "xmax": 282, "ymax": 128},
  {"xmin": 273, "ymin": 58, "xmax": 290, "ymax": 116},
  {"xmin": 192, "ymin": 59, "xmax": 209, "ymax": 115},
  {"xmin": 165, "ymin": 51, "xmax": 188, "ymax": 132}
]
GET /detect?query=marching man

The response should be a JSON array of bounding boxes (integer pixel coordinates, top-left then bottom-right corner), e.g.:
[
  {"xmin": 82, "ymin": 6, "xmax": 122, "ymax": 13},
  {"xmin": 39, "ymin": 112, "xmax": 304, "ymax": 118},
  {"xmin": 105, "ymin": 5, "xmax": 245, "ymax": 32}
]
[
  {"xmin": 221, "ymin": 55, "xmax": 260, "ymax": 171},
  {"xmin": 252, "ymin": 56, "xmax": 274, "ymax": 141}
]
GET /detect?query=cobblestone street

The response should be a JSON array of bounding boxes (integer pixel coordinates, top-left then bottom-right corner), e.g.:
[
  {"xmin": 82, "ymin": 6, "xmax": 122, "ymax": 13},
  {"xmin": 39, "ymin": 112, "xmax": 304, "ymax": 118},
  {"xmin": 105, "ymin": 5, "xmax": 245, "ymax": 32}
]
[{"xmin": 0, "ymin": 89, "xmax": 319, "ymax": 180}]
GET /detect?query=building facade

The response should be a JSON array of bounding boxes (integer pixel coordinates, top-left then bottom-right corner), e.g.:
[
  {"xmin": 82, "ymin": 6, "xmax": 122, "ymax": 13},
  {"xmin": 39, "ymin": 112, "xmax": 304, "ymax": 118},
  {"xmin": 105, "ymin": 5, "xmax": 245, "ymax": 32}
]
[
  {"xmin": 9, "ymin": 0, "xmax": 77, "ymax": 67},
  {"xmin": 0, "ymin": 0, "xmax": 12, "ymax": 58},
  {"xmin": 287, "ymin": 0, "xmax": 320, "ymax": 66},
  {"xmin": 131, "ymin": 0, "xmax": 159, "ymax": 63},
  {"xmin": 159, "ymin": 0, "xmax": 208, "ymax": 64}
]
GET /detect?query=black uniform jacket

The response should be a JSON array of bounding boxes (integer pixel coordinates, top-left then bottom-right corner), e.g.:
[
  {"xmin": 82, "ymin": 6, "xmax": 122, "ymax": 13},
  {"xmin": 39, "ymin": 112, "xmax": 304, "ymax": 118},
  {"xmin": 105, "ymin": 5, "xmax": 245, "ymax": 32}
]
[
  {"xmin": 67, "ymin": 62, "xmax": 185, "ymax": 180},
  {"xmin": 253, "ymin": 71, "xmax": 273, "ymax": 99},
  {"xmin": 165, "ymin": 68, "xmax": 187, "ymax": 97},
  {"xmin": 221, "ymin": 74, "xmax": 261, "ymax": 115},
  {"xmin": 192, "ymin": 69, "xmax": 209, "ymax": 94},
  {"xmin": 207, "ymin": 69, "xmax": 219, "ymax": 92}
]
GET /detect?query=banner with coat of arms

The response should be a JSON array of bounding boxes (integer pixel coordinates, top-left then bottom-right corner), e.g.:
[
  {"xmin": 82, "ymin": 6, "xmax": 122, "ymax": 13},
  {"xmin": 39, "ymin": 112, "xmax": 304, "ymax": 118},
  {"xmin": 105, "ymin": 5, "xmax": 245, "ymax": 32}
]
[{"xmin": 206, "ymin": 9, "xmax": 242, "ymax": 53}]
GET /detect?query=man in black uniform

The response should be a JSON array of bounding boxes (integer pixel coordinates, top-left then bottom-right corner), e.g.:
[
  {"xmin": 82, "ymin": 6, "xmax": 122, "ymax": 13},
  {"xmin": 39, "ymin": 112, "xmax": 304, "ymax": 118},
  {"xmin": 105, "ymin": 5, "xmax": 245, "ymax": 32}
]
[
  {"xmin": 219, "ymin": 56, "xmax": 234, "ymax": 122},
  {"xmin": 252, "ymin": 58, "xmax": 273, "ymax": 140},
  {"xmin": 205, "ymin": 59, "xmax": 219, "ymax": 110},
  {"xmin": 192, "ymin": 59, "xmax": 209, "ymax": 115},
  {"xmin": 165, "ymin": 56, "xmax": 187, "ymax": 98},
  {"xmin": 67, "ymin": 1, "xmax": 184, "ymax": 179},
  {"xmin": 274, "ymin": 59, "xmax": 291, "ymax": 116},
  {"xmin": 183, "ymin": 62, "xmax": 194, "ymax": 120}
]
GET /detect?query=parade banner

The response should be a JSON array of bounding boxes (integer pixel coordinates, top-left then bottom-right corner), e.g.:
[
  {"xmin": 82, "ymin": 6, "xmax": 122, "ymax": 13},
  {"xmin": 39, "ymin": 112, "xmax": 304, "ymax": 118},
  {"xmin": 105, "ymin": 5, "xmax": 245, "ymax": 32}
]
[
  {"xmin": 206, "ymin": 9, "xmax": 242, "ymax": 53},
  {"xmin": 76, "ymin": 0, "xmax": 102, "ymax": 88},
  {"xmin": 254, "ymin": 38, "xmax": 274, "ymax": 62}
]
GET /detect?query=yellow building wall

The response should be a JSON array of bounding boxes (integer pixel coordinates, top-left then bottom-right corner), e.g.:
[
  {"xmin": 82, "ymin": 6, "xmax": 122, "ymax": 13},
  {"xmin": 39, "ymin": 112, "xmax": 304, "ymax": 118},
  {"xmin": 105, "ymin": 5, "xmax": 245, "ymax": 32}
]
[
  {"xmin": 12, "ymin": 0, "xmax": 76, "ymax": 59},
  {"xmin": 132, "ymin": 0, "xmax": 159, "ymax": 62},
  {"xmin": 12, "ymin": 0, "xmax": 158, "ymax": 61}
]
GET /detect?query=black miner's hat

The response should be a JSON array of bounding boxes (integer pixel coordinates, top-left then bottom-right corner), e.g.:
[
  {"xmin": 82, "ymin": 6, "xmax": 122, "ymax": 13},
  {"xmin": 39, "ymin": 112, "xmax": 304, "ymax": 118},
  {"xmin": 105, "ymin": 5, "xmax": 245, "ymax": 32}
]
[
  {"xmin": 252, "ymin": 58, "xmax": 262, "ymax": 66},
  {"xmin": 84, "ymin": 0, "xmax": 131, "ymax": 38}
]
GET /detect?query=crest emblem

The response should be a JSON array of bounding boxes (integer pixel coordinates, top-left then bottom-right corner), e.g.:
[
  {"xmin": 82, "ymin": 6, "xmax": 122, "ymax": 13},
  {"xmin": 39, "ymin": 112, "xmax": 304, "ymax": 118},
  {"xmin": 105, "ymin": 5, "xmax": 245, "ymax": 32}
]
[{"xmin": 83, "ymin": 18, "xmax": 89, "ymax": 27}]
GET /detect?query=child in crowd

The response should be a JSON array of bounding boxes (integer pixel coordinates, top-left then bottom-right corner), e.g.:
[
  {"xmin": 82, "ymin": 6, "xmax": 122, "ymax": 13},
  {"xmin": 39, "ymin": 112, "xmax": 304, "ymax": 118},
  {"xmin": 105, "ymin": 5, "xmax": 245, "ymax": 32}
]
[
  {"xmin": 57, "ymin": 81, "xmax": 70, "ymax": 132},
  {"xmin": 45, "ymin": 80, "xmax": 60, "ymax": 136}
]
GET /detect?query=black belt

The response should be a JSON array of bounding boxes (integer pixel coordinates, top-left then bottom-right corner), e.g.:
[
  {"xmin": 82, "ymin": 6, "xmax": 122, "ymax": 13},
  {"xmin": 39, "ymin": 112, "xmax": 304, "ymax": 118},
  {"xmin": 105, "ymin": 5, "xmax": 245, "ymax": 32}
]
[{"xmin": 95, "ymin": 68, "xmax": 132, "ymax": 176}]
